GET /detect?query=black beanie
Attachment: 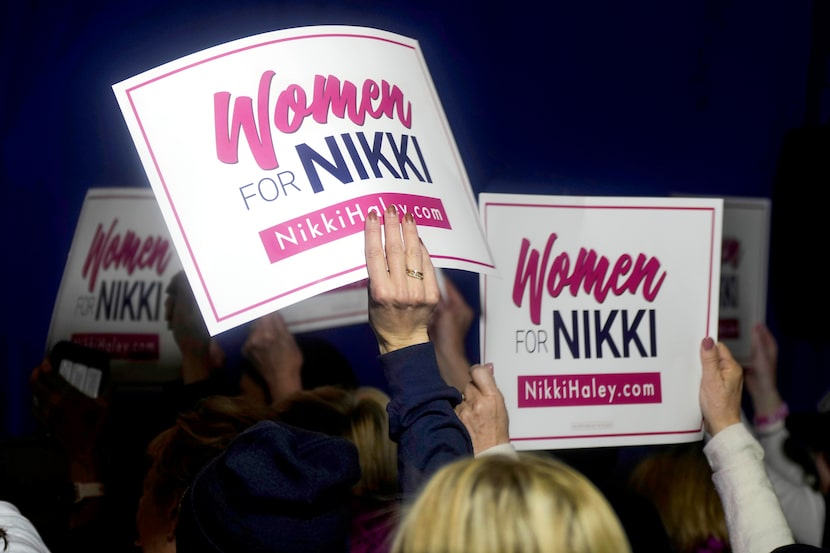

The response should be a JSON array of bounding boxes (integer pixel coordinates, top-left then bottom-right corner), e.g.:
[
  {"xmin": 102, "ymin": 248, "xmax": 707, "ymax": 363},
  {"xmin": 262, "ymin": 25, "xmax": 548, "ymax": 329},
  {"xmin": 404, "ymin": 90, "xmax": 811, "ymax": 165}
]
[{"xmin": 176, "ymin": 420, "xmax": 361, "ymax": 553}]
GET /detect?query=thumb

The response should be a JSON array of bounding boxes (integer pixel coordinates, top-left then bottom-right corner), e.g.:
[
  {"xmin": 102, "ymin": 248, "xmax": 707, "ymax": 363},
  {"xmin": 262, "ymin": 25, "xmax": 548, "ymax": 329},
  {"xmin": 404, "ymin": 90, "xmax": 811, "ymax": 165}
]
[
  {"xmin": 469, "ymin": 363, "xmax": 499, "ymax": 395},
  {"xmin": 699, "ymin": 336, "xmax": 719, "ymax": 379}
]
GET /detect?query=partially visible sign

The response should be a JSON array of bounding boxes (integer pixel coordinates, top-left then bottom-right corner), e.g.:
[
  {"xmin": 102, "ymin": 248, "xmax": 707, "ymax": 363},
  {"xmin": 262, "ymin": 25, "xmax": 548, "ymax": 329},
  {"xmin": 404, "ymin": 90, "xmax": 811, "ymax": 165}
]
[
  {"xmin": 480, "ymin": 193, "xmax": 722, "ymax": 450},
  {"xmin": 718, "ymin": 197, "xmax": 771, "ymax": 364},
  {"xmin": 46, "ymin": 188, "xmax": 183, "ymax": 383},
  {"xmin": 280, "ymin": 269, "xmax": 447, "ymax": 334},
  {"xmin": 112, "ymin": 25, "xmax": 495, "ymax": 336},
  {"xmin": 280, "ymin": 279, "xmax": 370, "ymax": 334}
]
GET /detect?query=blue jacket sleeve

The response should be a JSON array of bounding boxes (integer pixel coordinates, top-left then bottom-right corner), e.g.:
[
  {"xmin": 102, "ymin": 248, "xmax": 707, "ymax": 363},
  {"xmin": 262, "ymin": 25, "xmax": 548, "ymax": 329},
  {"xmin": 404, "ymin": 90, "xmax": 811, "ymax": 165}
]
[{"xmin": 380, "ymin": 342, "xmax": 473, "ymax": 495}]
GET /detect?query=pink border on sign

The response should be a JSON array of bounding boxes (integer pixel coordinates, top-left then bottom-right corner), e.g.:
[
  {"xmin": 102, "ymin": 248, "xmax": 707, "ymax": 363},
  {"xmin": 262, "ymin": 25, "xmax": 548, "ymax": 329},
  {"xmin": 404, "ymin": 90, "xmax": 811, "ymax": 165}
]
[
  {"xmin": 481, "ymin": 199, "xmax": 718, "ymax": 441},
  {"xmin": 123, "ymin": 31, "xmax": 491, "ymax": 324}
]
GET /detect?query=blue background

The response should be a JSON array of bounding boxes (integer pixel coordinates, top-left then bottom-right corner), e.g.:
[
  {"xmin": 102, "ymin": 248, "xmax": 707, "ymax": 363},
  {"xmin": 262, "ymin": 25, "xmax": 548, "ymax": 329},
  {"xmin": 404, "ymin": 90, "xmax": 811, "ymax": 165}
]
[{"xmin": 2, "ymin": 0, "xmax": 828, "ymax": 437}]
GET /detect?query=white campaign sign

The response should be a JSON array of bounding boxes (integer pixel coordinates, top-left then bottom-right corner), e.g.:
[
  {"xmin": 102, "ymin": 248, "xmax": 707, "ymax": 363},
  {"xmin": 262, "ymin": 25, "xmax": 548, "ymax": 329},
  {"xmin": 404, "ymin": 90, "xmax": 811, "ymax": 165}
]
[
  {"xmin": 480, "ymin": 193, "xmax": 722, "ymax": 450},
  {"xmin": 113, "ymin": 25, "xmax": 495, "ymax": 335},
  {"xmin": 46, "ymin": 188, "xmax": 184, "ymax": 382},
  {"xmin": 718, "ymin": 197, "xmax": 771, "ymax": 364}
]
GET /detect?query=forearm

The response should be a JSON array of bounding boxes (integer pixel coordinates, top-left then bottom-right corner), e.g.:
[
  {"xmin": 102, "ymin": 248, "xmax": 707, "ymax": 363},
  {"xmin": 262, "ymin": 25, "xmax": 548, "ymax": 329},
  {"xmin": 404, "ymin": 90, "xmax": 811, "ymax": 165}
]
[
  {"xmin": 381, "ymin": 343, "xmax": 473, "ymax": 495},
  {"xmin": 704, "ymin": 422, "xmax": 794, "ymax": 553},
  {"xmin": 755, "ymin": 422, "xmax": 825, "ymax": 546}
]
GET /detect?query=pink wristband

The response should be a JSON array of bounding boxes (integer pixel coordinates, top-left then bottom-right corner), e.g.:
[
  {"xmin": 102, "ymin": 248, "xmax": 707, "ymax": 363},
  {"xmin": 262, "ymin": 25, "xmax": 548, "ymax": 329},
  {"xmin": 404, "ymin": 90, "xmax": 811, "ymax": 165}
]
[{"xmin": 753, "ymin": 402, "xmax": 789, "ymax": 427}]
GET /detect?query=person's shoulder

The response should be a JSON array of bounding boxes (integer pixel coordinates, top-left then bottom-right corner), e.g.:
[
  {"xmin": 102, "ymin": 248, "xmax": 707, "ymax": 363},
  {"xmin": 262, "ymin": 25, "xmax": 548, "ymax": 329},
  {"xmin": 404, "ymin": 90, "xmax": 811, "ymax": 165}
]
[{"xmin": 0, "ymin": 501, "xmax": 52, "ymax": 553}]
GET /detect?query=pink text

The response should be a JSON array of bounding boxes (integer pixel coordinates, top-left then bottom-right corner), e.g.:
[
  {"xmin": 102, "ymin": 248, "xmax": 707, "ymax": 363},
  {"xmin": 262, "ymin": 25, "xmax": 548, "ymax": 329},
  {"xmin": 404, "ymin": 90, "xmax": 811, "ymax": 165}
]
[
  {"xmin": 82, "ymin": 219, "xmax": 173, "ymax": 292},
  {"xmin": 215, "ymin": 71, "xmax": 413, "ymax": 171},
  {"xmin": 513, "ymin": 233, "xmax": 667, "ymax": 325}
]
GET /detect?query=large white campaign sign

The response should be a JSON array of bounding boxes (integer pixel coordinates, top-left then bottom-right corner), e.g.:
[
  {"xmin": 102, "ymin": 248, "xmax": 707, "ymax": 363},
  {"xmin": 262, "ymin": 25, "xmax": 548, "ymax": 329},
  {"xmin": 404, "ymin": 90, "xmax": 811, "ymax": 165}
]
[
  {"xmin": 718, "ymin": 197, "xmax": 771, "ymax": 364},
  {"xmin": 113, "ymin": 25, "xmax": 495, "ymax": 335},
  {"xmin": 480, "ymin": 193, "xmax": 722, "ymax": 450},
  {"xmin": 46, "ymin": 188, "xmax": 184, "ymax": 382}
]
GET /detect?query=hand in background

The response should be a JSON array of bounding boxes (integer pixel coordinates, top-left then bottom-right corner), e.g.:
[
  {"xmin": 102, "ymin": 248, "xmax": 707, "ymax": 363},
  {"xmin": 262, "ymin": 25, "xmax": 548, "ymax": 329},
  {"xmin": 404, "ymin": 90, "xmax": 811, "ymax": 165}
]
[
  {"xmin": 164, "ymin": 270, "xmax": 224, "ymax": 383},
  {"xmin": 30, "ymin": 357, "xmax": 110, "ymax": 528},
  {"xmin": 744, "ymin": 322, "xmax": 784, "ymax": 418},
  {"xmin": 699, "ymin": 337, "xmax": 744, "ymax": 436},
  {"xmin": 365, "ymin": 206, "xmax": 439, "ymax": 354},
  {"xmin": 428, "ymin": 273, "xmax": 474, "ymax": 391},
  {"xmin": 455, "ymin": 363, "xmax": 510, "ymax": 454},
  {"xmin": 30, "ymin": 357, "xmax": 111, "ymax": 465},
  {"xmin": 241, "ymin": 310, "xmax": 303, "ymax": 405}
]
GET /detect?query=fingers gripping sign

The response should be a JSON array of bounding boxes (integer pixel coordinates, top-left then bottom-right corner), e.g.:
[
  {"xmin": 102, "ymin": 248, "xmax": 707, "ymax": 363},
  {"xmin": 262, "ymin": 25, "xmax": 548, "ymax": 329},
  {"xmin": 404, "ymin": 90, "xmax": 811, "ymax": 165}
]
[
  {"xmin": 365, "ymin": 205, "xmax": 440, "ymax": 354},
  {"xmin": 699, "ymin": 337, "xmax": 744, "ymax": 437}
]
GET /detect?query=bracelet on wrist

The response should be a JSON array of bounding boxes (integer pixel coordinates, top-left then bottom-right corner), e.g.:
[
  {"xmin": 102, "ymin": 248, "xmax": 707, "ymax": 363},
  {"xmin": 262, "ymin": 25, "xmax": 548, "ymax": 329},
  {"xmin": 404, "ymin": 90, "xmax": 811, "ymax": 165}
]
[{"xmin": 753, "ymin": 402, "xmax": 789, "ymax": 428}]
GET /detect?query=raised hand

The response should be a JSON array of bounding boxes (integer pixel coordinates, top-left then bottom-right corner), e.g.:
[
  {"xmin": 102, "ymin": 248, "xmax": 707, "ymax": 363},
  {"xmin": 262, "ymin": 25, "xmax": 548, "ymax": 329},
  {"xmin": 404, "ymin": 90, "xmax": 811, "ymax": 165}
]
[
  {"xmin": 454, "ymin": 363, "xmax": 510, "ymax": 454},
  {"xmin": 164, "ymin": 270, "xmax": 224, "ymax": 383},
  {"xmin": 30, "ymin": 357, "xmax": 111, "ymax": 464},
  {"xmin": 241, "ymin": 310, "xmax": 303, "ymax": 404},
  {"xmin": 699, "ymin": 337, "xmax": 744, "ymax": 436},
  {"xmin": 744, "ymin": 322, "xmax": 784, "ymax": 418},
  {"xmin": 365, "ymin": 206, "xmax": 439, "ymax": 354},
  {"xmin": 429, "ymin": 273, "xmax": 475, "ymax": 391}
]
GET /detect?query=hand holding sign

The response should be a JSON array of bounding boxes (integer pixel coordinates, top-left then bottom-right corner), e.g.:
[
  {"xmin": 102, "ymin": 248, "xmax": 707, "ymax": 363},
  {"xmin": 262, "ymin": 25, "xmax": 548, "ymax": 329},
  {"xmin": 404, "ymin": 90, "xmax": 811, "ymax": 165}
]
[
  {"xmin": 365, "ymin": 205, "xmax": 439, "ymax": 355},
  {"xmin": 455, "ymin": 363, "xmax": 510, "ymax": 455},
  {"xmin": 699, "ymin": 337, "xmax": 744, "ymax": 437}
]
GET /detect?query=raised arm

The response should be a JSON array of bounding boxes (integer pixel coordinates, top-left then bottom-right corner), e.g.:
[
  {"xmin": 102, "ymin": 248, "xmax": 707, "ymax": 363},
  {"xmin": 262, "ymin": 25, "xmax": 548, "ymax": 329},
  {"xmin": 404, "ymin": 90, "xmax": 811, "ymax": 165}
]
[
  {"xmin": 699, "ymin": 336, "xmax": 796, "ymax": 553},
  {"xmin": 428, "ymin": 273, "xmax": 475, "ymax": 391},
  {"xmin": 365, "ymin": 206, "xmax": 472, "ymax": 494},
  {"xmin": 240, "ymin": 310, "xmax": 303, "ymax": 405},
  {"xmin": 744, "ymin": 322, "xmax": 826, "ymax": 546},
  {"xmin": 454, "ymin": 362, "xmax": 514, "ymax": 457}
]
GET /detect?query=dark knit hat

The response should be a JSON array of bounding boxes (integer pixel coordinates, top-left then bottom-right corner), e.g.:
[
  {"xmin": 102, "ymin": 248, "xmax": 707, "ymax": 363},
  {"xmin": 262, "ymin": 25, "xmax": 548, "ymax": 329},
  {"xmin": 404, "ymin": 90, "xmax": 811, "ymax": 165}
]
[{"xmin": 176, "ymin": 420, "xmax": 361, "ymax": 553}]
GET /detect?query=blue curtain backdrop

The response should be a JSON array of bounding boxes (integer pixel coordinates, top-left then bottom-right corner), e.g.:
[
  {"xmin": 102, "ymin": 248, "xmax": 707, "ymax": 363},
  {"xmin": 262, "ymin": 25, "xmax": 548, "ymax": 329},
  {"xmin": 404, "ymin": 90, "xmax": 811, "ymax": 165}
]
[{"xmin": 2, "ymin": 0, "xmax": 825, "ymax": 437}]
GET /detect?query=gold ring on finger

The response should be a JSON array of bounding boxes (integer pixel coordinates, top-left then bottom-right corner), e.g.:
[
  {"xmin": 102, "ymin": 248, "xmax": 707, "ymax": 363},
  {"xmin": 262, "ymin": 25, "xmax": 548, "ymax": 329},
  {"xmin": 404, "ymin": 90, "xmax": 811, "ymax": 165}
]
[{"xmin": 405, "ymin": 268, "xmax": 424, "ymax": 280}]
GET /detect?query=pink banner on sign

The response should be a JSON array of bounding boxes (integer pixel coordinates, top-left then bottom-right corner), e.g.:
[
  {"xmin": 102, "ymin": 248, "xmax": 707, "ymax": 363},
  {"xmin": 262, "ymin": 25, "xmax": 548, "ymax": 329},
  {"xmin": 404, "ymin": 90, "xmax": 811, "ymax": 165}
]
[
  {"xmin": 259, "ymin": 193, "xmax": 451, "ymax": 263},
  {"xmin": 71, "ymin": 333, "xmax": 160, "ymax": 360},
  {"xmin": 718, "ymin": 318, "xmax": 740, "ymax": 339},
  {"xmin": 517, "ymin": 372, "xmax": 662, "ymax": 407}
]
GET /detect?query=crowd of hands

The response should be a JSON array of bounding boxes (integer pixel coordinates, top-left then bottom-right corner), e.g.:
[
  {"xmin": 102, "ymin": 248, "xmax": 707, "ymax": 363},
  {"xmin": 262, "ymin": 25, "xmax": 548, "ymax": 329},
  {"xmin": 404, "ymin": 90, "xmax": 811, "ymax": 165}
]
[{"xmin": 22, "ymin": 205, "xmax": 813, "ymax": 552}]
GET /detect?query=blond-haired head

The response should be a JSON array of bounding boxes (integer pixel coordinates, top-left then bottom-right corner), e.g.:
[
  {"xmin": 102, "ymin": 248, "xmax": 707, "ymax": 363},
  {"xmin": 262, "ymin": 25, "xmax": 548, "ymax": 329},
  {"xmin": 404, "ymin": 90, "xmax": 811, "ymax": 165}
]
[{"xmin": 391, "ymin": 452, "xmax": 631, "ymax": 553}]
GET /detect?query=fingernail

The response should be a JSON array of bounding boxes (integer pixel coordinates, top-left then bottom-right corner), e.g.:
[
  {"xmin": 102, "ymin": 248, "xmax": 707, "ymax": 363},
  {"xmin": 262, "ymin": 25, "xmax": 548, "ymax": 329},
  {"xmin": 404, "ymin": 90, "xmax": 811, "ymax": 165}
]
[
  {"xmin": 702, "ymin": 337, "xmax": 715, "ymax": 350},
  {"xmin": 485, "ymin": 363, "xmax": 494, "ymax": 374},
  {"xmin": 386, "ymin": 204, "xmax": 398, "ymax": 216},
  {"xmin": 405, "ymin": 212, "xmax": 415, "ymax": 224},
  {"xmin": 367, "ymin": 210, "xmax": 378, "ymax": 222}
]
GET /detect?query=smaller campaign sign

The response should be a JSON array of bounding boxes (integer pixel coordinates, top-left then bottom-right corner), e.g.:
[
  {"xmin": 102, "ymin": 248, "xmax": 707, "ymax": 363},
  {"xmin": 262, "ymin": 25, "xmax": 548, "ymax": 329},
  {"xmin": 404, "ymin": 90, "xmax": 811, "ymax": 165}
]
[
  {"xmin": 280, "ymin": 269, "xmax": 447, "ymax": 333},
  {"xmin": 46, "ymin": 188, "xmax": 184, "ymax": 383},
  {"xmin": 718, "ymin": 197, "xmax": 771, "ymax": 364},
  {"xmin": 112, "ymin": 25, "xmax": 495, "ymax": 336},
  {"xmin": 480, "ymin": 193, "xmax": 722, "ymax": 450}
]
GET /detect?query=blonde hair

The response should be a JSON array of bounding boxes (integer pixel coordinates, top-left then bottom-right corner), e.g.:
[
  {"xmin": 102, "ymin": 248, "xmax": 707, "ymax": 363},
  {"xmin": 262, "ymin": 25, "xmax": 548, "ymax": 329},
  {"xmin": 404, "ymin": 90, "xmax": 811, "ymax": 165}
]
[
  {"xmin": 628, "ymin": 443, "xmax": 729, "ymax": 553},
  {"xmin": 391, "ymin": 452, "xmax": 631, "ymax": 553},
  {"xmin": 274, "ymin": 385, "xmax": 399, "ymax": 500}
]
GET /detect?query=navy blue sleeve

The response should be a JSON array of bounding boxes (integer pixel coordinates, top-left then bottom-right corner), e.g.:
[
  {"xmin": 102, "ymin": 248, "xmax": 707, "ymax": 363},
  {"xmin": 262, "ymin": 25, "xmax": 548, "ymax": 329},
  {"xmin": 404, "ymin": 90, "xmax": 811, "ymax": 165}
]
[{"xmin": 380, "ymin": 342, "xmax": 473, "ymax": 495}]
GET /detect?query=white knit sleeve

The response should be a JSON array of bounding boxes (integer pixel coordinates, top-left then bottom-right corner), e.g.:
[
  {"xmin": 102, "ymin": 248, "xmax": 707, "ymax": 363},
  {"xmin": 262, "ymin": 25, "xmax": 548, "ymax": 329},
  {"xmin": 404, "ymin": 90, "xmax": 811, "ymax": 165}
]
[
  {"xmin": 703, "ymin": 423, "xmax": 795, "ymax": 553},
  {"xmin": 755, "ymin": 422, "xmax": 825, "ymax": 546}
]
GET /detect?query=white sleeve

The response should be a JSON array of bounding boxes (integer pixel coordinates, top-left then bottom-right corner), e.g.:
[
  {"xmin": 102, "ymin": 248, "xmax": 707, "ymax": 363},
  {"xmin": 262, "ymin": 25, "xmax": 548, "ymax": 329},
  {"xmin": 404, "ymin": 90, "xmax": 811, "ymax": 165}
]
[
  {"xmin": 0, "ymin": 501, "xmax": 52, "ymax": 553},
  {"xmin": 475, "ymin": 442, "xmax": 518, "ymax": 458},
  {"xmin": 755, "ymin": 421, "xmax": 826, "ymax": 546},
  {"xmin": 703, "ymin": 423, "xmax": 795, "ymax": 553}
]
